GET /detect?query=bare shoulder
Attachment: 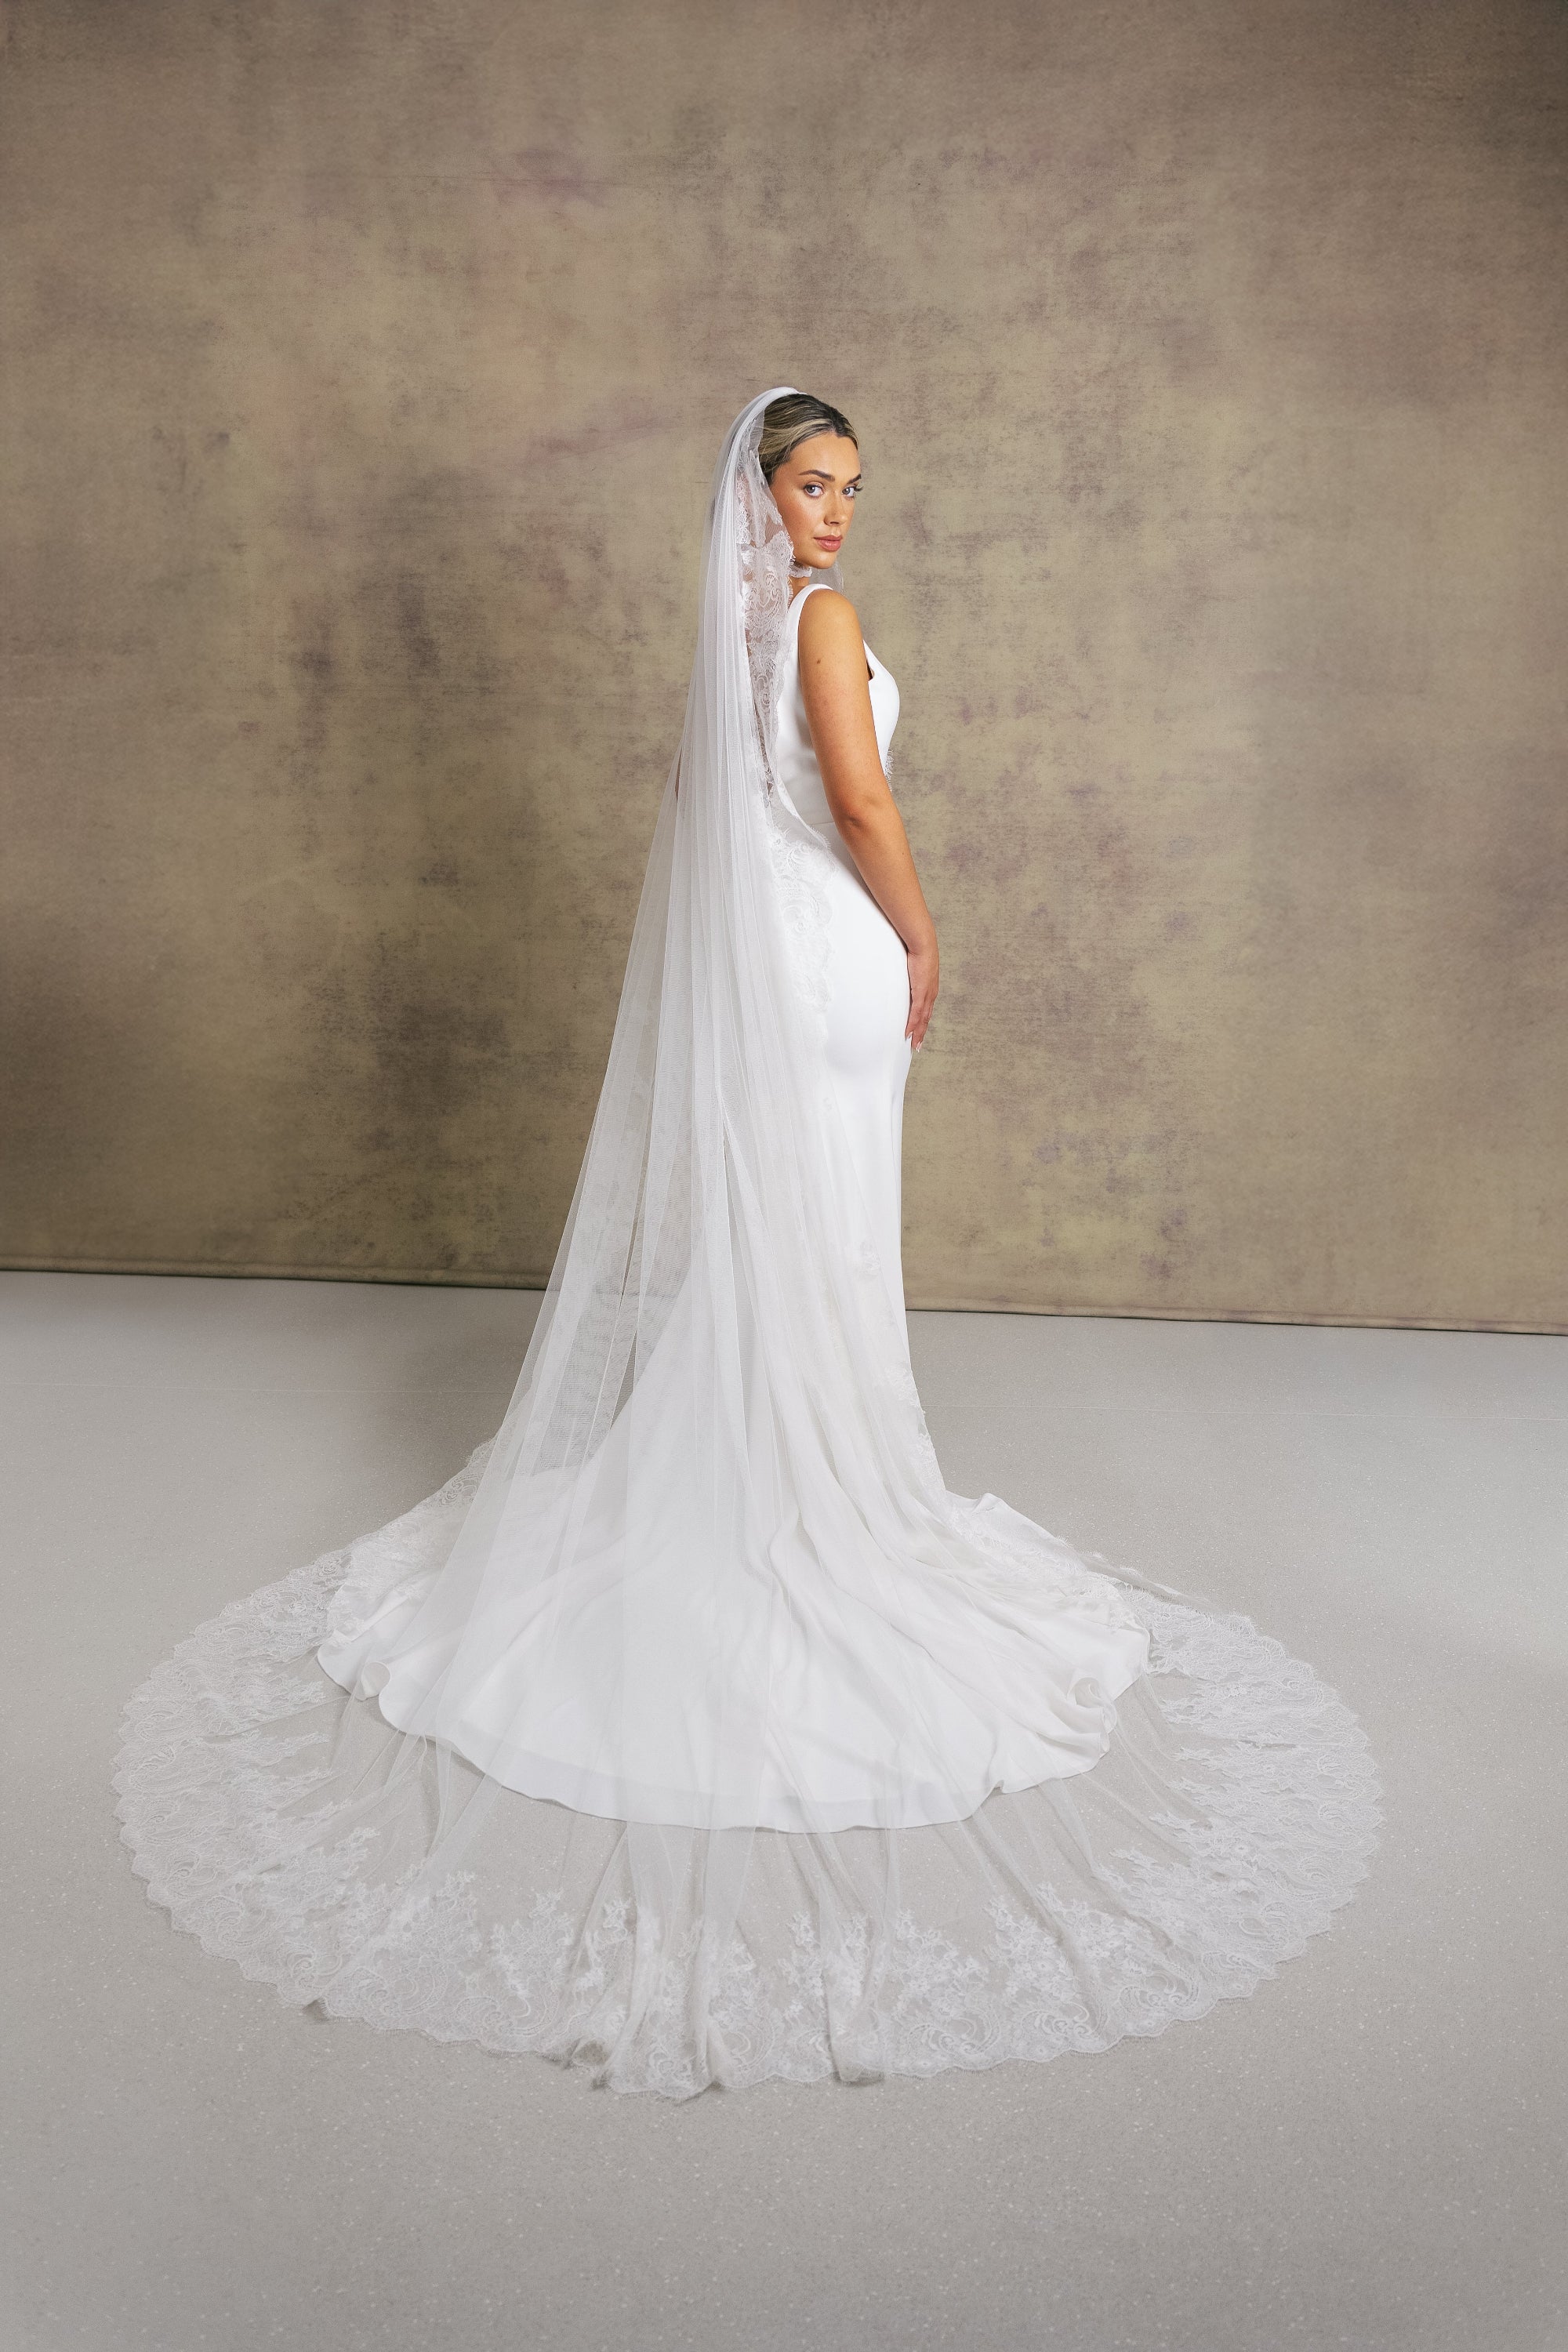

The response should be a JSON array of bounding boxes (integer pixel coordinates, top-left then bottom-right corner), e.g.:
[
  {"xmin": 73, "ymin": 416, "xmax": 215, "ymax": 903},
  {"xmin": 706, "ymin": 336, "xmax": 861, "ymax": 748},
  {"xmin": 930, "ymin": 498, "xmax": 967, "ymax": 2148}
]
[{"xmin": 796, "ymin": 587, "xmax": 864, "ymax": 670}]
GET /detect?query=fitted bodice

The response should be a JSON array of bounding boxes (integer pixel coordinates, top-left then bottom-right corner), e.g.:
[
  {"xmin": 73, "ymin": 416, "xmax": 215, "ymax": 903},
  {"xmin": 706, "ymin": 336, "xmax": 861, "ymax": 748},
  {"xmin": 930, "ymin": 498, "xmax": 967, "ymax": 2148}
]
[{"xmin": 774, "ymin": 581, "xmax": 900, "ymax": 830}]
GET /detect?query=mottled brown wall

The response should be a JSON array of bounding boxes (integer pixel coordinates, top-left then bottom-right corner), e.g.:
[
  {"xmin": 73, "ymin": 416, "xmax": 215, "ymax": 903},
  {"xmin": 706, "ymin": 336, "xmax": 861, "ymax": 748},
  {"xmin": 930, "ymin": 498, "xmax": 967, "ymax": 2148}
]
[{"xmin": 4, "ymin": 0, "xmax": 1565, "ymax": 1325}]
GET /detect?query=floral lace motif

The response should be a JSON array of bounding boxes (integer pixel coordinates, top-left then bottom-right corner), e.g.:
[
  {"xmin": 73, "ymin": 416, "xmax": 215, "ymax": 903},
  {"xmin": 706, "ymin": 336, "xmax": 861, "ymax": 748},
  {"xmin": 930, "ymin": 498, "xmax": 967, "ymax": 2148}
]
[
  {"xmin": 736, "ymin": 448, "xmax": 793, "ymax": 797},
  {"xmin": 114, "ymin": 1443, "xmax": 1381, "ymax": 2100},
  {"xmin": 766, "ymin": 816, "xmax": 837, "ymax": 1028}
]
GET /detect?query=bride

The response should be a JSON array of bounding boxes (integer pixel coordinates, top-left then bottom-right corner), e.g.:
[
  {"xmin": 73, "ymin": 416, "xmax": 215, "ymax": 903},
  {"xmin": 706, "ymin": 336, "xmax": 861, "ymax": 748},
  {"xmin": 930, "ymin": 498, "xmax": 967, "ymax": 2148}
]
[{"xmin": 116, "ymin": 388, "xmax": 1379, "ymax": 2096}]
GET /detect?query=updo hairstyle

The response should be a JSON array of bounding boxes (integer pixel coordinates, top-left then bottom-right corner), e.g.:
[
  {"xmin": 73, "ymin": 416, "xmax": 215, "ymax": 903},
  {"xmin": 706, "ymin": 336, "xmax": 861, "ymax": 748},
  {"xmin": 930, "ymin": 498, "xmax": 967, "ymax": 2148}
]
[{"xmin": 757, "ymin": 393, "xmax": 858, "ymax": 484}]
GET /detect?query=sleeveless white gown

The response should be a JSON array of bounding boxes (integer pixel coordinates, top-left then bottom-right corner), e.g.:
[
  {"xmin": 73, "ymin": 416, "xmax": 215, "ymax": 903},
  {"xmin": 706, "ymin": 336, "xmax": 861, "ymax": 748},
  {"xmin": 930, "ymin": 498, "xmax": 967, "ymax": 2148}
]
[
  {"xmin": 311, "ymin": 584, "xmax": 1149, "ymax": 1831},
  {"xmin": 771, "ymin": 583, "xmax": 911, "ymax": 1335},
  {"xmin": 114, "ymin": 579, "xmax": 1380, "ymax": 2096}
]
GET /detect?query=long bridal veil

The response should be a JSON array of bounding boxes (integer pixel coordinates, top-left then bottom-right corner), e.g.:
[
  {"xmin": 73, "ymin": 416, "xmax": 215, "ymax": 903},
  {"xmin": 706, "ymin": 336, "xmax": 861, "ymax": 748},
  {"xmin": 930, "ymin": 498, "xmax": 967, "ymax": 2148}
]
[{"xmin": 115, "ymin": 390, "xmax": 1379, "ymax": 2096}]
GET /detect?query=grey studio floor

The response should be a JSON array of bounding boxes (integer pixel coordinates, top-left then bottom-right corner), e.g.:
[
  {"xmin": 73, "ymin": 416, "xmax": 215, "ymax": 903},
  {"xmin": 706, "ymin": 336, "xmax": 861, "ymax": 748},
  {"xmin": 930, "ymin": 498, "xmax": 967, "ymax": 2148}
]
[{"xmin": 2, "ymin": 1272, "xmax": 1564, "ymax": 2352}]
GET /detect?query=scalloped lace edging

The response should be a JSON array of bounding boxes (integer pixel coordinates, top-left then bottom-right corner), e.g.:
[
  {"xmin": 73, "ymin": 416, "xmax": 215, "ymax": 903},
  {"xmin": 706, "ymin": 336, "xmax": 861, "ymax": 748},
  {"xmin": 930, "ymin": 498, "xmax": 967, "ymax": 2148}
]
[{"xmin": 114, "ymin": 1452, "xmax": 1381, "ymax": 2099}]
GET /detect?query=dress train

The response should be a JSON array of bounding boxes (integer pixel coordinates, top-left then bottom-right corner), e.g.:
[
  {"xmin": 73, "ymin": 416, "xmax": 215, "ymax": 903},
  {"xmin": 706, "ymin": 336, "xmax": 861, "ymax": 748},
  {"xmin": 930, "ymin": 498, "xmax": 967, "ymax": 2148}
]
[{"xmin": 114, "ymin": 390, "xmax": 1380, "ymax": 2096}]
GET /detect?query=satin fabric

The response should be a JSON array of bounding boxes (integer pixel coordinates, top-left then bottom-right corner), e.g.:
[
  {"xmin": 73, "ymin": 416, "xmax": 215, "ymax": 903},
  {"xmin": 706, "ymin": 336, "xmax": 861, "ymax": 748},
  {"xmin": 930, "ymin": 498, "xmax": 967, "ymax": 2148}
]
[{"xmin": 316, "ymin": 575, "xmax": 1151, "ymax": 1830}]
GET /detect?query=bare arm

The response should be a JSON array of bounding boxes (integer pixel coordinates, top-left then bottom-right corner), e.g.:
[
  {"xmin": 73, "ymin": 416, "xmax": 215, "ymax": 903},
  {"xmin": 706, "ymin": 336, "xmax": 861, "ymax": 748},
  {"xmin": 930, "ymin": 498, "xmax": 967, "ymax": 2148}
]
[{"xmin": 797, "ymin": 590, "xmax": 938, "ymax": 1049}]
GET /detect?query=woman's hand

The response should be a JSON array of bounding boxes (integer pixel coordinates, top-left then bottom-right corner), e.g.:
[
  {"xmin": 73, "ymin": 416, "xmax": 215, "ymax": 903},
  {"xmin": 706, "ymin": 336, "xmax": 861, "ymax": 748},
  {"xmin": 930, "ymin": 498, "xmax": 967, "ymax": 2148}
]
[{"xmin": 906, "ymin": 932, "xmax": 938, "ymax": 1051}]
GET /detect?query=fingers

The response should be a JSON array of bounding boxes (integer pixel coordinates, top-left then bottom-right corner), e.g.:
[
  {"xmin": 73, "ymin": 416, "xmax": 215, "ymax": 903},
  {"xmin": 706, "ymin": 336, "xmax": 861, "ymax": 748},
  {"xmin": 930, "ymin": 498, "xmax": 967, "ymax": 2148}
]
[{"xmin": 906, "ymin": 949, "xmax": 937, "ymax": 1052}]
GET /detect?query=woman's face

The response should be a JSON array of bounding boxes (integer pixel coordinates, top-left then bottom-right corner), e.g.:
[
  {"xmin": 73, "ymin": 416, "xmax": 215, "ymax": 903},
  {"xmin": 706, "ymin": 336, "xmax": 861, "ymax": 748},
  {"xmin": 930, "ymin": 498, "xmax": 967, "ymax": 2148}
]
[{"xmin": 768, "ymin": 432, "xmax": 862, "ymax": 574}]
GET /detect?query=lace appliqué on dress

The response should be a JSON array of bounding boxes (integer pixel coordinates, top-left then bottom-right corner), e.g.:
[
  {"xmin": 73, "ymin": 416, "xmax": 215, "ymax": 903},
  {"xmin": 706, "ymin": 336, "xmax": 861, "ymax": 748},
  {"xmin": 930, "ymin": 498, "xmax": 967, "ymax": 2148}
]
[{"xmin": 765, "ymin": 815, "xmax": 837, "ymax": 1030}]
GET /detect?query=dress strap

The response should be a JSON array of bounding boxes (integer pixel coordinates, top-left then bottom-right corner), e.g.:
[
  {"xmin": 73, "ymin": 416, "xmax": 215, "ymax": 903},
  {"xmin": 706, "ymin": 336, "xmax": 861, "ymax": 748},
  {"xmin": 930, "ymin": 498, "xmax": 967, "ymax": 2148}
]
[
  {"xmin": 789, "ymin": 578, "xmax": 872, "ymax": 683},
  {"xmin": 788, "ymin": 579, "xmax": 829, "ymax": 634}
]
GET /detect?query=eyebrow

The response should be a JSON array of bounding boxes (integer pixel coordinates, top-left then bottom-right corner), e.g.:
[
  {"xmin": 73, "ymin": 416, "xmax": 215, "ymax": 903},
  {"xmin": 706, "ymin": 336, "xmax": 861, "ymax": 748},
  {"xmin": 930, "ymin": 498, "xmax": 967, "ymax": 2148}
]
[{"xmin": 799, "ymin": 468, "xmax": 863, "ymax": 484}]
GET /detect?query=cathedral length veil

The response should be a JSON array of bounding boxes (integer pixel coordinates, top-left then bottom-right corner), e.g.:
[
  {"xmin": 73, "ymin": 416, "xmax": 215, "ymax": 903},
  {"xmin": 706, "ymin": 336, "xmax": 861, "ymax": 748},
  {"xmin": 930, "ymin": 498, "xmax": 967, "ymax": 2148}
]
[{"xmin": 115, "ymin": 390, "xmax": 1380, "ymax": 2096}]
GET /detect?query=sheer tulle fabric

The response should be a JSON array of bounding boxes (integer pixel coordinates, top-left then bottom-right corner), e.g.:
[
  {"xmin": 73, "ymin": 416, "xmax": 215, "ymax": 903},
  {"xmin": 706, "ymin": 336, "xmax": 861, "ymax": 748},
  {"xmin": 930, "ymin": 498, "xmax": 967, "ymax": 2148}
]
[{"xmin": 115, "ymin": 390, "xmax": 1380, "ymax": 2096}]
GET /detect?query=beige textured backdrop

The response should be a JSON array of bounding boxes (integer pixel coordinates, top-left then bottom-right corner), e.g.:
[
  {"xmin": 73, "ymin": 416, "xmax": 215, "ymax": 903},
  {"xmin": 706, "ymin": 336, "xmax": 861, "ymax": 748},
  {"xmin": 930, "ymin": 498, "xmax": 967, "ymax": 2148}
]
[{"xmin": 4, "ymin": 0, "xmax": 1564, "ymax": 1326}]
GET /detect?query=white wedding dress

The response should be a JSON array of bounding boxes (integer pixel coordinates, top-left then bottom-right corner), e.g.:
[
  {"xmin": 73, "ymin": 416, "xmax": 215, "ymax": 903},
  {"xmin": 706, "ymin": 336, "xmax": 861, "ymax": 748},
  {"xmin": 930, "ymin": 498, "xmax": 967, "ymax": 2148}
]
[{"xmin": 115, "ymin": 391, "xmax": 1379, "ymax": 2096}]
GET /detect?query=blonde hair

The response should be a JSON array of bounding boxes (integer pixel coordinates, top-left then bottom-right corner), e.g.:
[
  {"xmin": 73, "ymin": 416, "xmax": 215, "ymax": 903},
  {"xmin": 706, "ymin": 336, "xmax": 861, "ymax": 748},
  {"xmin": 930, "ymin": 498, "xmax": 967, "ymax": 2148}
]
[{"xmin": 757, "ymin": 393, "xmax": 857, "ymax": 483}]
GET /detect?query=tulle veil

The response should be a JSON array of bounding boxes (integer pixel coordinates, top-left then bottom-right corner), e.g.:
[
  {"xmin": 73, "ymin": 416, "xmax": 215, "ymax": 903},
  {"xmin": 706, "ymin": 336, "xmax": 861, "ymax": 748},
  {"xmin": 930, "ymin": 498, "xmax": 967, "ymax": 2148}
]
[{"xmin": 114, "ymin": 390, "xmax": 1380, "ymax": 2095}]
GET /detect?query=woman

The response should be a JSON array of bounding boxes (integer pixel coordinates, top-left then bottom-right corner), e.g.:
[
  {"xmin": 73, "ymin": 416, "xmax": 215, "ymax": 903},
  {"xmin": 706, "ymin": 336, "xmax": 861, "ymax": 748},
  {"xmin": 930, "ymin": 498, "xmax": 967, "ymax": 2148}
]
[{"xmin": 116, "ymin": 389, "xmax": 1379, "ymax": 2096}]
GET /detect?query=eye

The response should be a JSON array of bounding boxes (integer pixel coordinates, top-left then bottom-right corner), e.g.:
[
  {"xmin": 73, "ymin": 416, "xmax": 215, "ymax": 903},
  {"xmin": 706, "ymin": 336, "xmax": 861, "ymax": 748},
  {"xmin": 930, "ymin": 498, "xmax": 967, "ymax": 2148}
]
[{"xmin": 803, "ymin": 482, "xmax": 823, "ymax": 497}]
